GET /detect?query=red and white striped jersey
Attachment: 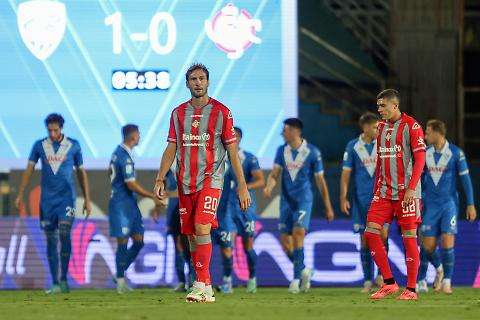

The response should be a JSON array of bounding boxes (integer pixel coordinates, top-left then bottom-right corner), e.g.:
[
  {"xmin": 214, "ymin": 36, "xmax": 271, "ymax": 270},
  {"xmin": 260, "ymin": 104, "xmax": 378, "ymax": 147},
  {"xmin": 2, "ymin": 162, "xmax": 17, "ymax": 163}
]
[
  {"xmin": 167, "ymin": 98, "xmax": 236, "ymax": 194},
  {"xmin": 374, "ymin": 113, "xmax": 426, "ymax": 200}
]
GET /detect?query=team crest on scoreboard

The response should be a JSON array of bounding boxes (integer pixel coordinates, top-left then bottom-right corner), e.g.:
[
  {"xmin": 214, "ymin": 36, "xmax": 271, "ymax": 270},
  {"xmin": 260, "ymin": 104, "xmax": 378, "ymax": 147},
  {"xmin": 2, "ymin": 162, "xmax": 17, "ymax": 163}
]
[
  {"xmin": 205, "ymin": 3, "xmax": 262, "ymax": 60},
  {"xmin": 17, "ymin": 0, "xmax": 67, "ymax": 61}
]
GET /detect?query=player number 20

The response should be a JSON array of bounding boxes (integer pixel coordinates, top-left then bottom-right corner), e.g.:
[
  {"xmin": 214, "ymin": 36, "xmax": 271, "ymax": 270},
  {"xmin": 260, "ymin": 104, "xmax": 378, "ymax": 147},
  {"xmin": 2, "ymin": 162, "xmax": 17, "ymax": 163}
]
[{"xmin": 204, "ymin": 196, "xmax": 218, "ymax": 211}]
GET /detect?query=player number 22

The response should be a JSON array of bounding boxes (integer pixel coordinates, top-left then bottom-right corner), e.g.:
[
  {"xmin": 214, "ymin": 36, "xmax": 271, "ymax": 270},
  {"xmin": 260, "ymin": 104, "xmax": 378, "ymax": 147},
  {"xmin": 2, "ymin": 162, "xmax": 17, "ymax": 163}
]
[{"xmin": 204, "ymin": 196, "xmax": 218, "ymax": 211}]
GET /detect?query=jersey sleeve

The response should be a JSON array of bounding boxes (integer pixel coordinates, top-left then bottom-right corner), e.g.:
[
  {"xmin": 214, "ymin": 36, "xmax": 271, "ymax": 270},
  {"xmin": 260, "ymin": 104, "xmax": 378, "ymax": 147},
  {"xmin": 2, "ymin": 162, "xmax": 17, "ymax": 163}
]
[
  {"xmin": 456, "ymin": 148, "xmax": 469, "ymax": 176},
  {"xmin": 221, "ymin": 108, "xmax": 236, "ymax": 146},
  {"xmin": 249, "ymin": 154, "xmax": 261, "ymax": 172},
  {"xmin": 73, "ymin": 142, "xmax": 84, "ymax": 168},
  {"xmin": 342, "ymin": 142, "xmax": 354, "ymax": 170},
  {"xmin": 167, "ymin": 110, "xmax": 177, "ymax": 143},
  {"xmin": 312, "ymin": 147, "xmax": 324, "ymax": 175},
  {"xmin": 273, "ymin": 147, "xmax": 283, "ymax": 168},
  {"xmin": 409, "ymin": 121, "xmax": 426, "ymax": 153},
  {"xmin": 28, "ymin": 141, "xmax": 41, "ymax": 165},
  {"xmin": 122, "ymin": 158, "xmax": 136, "ymax": 182}
]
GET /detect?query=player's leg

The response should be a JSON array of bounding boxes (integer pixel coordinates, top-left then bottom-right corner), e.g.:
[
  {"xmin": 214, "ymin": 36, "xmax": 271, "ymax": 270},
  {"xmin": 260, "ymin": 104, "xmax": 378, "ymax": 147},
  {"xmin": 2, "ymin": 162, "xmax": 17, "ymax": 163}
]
[
  {"xmin": 124, "ymin": 205, "xmax": 145, "ymax": 270},
  {"xmin": 439, "ymin": 201, "xmax": 457, "ymax": 294},
  {"xmin": 237, "ymin": 212, "xmax": 257, "ymax": 293},
  {"xmin": 172, "ymin": 235, "xmax": 187, "ymax": 291},
  {"xmin": 115, "ymin": 237, "xmax": 129, "ymax": 294},
  {"xmin": 58, "ymin": 219, "xmax": 73, "ymax": 293},
  {"xmin": 279, "ymin": 202, "xmax": 294, "ymax": 262},
  {"xmin": 352, "ymin": 200, "xmax": 373, "ymax": 292},
  {"xmin": 375, "ymin": 223, "xmax": 390, "ymax": 287},
  {"xmin": 292, "ymin": 203, "xmax": 313, "ymax": 293},
  {"xmin": 365, "ymin": 198, "xmax": 398, "ymax": 299},
  {"xmin": 180, "ymin": 235, "xmax": 196, "ymax": 288},
  {"xmin": 220, "ymin": 243, "xmax": 234, "ymax": 293},
  {"xmin": 42, "ymin": 212, "xmax": 61, "ymax": 294}
]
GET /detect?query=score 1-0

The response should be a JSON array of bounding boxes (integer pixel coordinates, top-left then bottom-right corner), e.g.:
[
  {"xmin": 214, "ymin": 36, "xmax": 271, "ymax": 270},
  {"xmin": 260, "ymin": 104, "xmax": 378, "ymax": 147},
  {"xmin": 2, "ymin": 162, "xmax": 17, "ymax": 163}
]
[{"xmin": 105, "ymin": 12, "xmax": 176, "ymax": 55}]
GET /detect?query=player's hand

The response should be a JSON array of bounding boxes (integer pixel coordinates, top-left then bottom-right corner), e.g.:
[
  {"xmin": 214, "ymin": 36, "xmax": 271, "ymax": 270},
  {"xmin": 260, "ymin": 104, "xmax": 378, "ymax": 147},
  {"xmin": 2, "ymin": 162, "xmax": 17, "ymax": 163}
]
[
  {"xmin": 154, "ymin": 179, "xmax": 167, "ymax": 201},
  {"xmin": 153, "ymin": 196, "xmax": 166, "ymax": 208},
  {"xmin": 83, "ymin": 199, "xmax": 92, "ymax": 218},
  {"xmin": 402, "ymin": 188, "xmax": 415, "ymax": 209},
  {"xmin": 340, "ymin": 196, "xmax": 350, "ymax": 215},
  {"xmin": 237, "ymin": 182, "xmax": 251, "ymax": 211},
  {"xmin": 263, "ymin": 186, "xmax": 273, "ymax": 199},
  {"xmin": 325, "ymin": 207, "xmax": 335, "ymax": 222},
  {"xmin": 14, "ymin": 194, "xmax": 23, "ymax": 210},
  {"xmin": 466, "ymin": 205, "xmax": 477, "ymax": 222},
  {"xmin": 150, "ymin": 208, "xmax": 160, "ymax": 224}
]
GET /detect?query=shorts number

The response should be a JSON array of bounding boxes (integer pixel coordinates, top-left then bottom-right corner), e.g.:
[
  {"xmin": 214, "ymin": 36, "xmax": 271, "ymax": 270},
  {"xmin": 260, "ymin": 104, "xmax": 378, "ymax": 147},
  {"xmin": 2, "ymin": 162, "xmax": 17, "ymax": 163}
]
[
  {"xmin": 245, "ymin": 221, "xmax": 255, "ymax": 234},
  {"xmin": 220, "ymin": 231, "xmax": 231, "ymax": 243},
  {"xmin": 402, "ymin": 202, "xmax": 416, "ymax": 214},
  {"xmin": 204, "ymin": 196, "xmax": 218, "ymax": 211},
  {"xmin": 66, "ymin": 206, "xmax": 76, "ymax": 217}
]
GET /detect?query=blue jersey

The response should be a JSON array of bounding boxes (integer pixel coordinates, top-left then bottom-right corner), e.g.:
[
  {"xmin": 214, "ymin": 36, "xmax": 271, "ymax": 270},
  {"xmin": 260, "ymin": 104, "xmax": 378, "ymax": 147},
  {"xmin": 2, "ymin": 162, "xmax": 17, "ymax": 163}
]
[
  {"xmin": 274, "ymin": 140, "xmax": 324, "ymax": 204},
  {"xmin": 342, "ymin": 135, "xmax": 377, "ymax": 204},
  {"xmin": 109, "ymin": 144, "xmax": 136, "ymax": 201},
  {"xmin": 227, "ymin": 149, "xmax": 261, "ymax": 210},
  {"xmin": 165, "ymin": 168, "xmax": 179, "ymax": 215},
  {"xmin": 28, "ymin": 136, "xmax": 83, "ymax": 215},
  {"xmin": 423, "ymin": 141, "xmax": 470, "ymax": 205}
]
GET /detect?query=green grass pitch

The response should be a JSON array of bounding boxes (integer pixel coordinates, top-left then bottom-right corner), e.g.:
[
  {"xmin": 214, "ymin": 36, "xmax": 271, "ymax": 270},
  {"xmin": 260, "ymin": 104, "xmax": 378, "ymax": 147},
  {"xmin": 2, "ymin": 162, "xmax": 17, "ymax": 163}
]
[{"xmin": 0, "ymin": 288, "xmax": 479, "ymax": 320}]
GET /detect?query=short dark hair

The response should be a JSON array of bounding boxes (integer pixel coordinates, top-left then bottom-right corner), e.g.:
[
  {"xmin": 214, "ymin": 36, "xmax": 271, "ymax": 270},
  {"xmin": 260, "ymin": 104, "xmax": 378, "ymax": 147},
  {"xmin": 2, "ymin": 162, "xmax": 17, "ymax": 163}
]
[
  {"xmin": 185, "ymin": 63, "xmax": 209, "ymax": 82},
  {"xmin": 359, "ymin": 112, "xmax": 379, "ymax": 127},
  {"xmin": 283, "ymin": 118, "xmax": 303, "ymax": 130},
  {"xmin": 377, "ymin": 89, "xmax": 400, "ymax": 103},
  {"xmin": 44, "ymin": 113, "xmax": 64, "ymax": 128},
  {"xmin": 234, "ymin": 127, "xmax": 243, "ymax": 138},
  {"xmin": 122, "ymin": 124, "xmax": 139, "ymax": 140},
  {"xmin": 427, "ymin": 119, "xmax": 446, "ymax": 136}
]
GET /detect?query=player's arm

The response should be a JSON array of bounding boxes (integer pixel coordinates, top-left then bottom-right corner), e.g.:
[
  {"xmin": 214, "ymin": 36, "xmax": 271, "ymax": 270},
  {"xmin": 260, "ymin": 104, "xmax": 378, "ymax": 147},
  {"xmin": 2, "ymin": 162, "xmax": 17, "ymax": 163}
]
[
  {"xmin": 263, "ymin": 165, "xmax": 281, "ymax": 198},
  {"xmin": 457, "ymin": 150, "xmax": 477, "ymax": 221},
  {"xmin": 340, "ymin": 144, "xmax": 353, "ymax": 215},
  {"xmin": 154, "ymin": 142, "xmax": 177, "ymax": 201},
  {"xmin": 76, "ymin": 167, "xmax": 92, "ymax": 216},
  {"xmin": 15, "ymin": 162, "xmax": 35, "ymax": 210},
  {"xmin": 403, "ymin": 122, "xmax": 426, "ymax": 207},
  {"xmin": 248, "ymin": 170, "xmax": 265, "ymax": 190},
  {"xmin": 340, "ymin": 169, "xmax": 352, "ymax": 215},
  {"xmin": 226, "ymin": 143, "xmax": 251, "ymax": 211},
  {"xmin": 315, "ymin": 173, "xmax": 335, "ymax": 221}
]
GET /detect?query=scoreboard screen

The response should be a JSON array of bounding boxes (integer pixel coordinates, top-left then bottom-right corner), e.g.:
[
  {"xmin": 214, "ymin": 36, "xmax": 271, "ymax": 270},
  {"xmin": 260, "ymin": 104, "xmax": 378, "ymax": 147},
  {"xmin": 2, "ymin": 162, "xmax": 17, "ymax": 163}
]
[{"xmin": 0, "ymin": 0, "xmax": 297, "ymax": 169}]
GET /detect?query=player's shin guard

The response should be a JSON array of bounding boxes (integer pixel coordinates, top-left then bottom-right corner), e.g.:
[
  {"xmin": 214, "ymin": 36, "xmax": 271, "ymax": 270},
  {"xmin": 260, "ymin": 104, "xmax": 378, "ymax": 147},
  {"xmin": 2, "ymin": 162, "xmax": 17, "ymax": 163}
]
[
  {"xmin": 418, "ymin": 247, "xmax": 429, "ymax": 281},
  {"xmin": 360, "ymin": 247, "xmax": 373, "ymax": 281},
  {"xmin": 175, "ymin": 249, "xmax": 187, "ymax": 283},
  {"xmin": 45, "ymin": 231, "xmax": 59, "ymax": 285},
  {"xmin": 125, "ymin": 241, "xmax": 144, "ymax": 269},
  {"xmin": 402, "ymin": 234, "xmax": 420, "ymax": 290},
  {"xmin": 246, "ymin": 248, "xmax": 257, "ymax": 278},
  {"xmin": 293, "ymin": 248, "xmax": 305, "ymax": 280},
  {"xmin": 59, "ymin": 224, "xmax": 72, "ymax": 282},
  {"xmin": 441, "ymin": 247, "xmax": 454, "ymax": 280},
  {"xmin": 195, "ymin": 234, "xmax": 212, "ymax": 285},
  {"xmin": 115, "ymin": 242, "xmax": 128, "ymax": 278},
  {"xmin": 222, "ymin": 253, "xmax": 233, "ymax": 278},
  {"xmin": 365, "ymin": 228, "xmax": 393, "ymax": 281}
]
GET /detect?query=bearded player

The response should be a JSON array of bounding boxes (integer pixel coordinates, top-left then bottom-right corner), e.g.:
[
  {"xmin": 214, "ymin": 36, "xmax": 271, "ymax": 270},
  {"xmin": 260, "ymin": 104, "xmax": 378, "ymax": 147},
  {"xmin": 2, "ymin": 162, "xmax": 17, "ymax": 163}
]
[
  {"xmin": 154, "ymin": 63, "xmax": 251, "ymax": 303},
  {"xmin": 365, "ymin": 89, "xmax": 426, "ymax": 300}
]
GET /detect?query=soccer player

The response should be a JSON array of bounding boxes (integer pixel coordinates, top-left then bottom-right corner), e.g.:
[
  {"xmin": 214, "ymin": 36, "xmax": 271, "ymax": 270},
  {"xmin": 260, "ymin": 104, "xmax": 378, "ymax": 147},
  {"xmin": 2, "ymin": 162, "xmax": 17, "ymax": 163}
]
[
  {"xmin": 223, "ymin": 127, "xmax": 265, "ymax": 293},
  {"xmin": 340, "ymin": 112, "xmax": 390, "ymax": 293},
  {"xmin": 154, "ymin": 63, "xmax": 251, "ymax": 303},
  {"xmin": 417, "ymin": 119, "xmax": 477, "ymax": 294},
  {"xmin": 109, "ymin": 124, "xmax": 162, "ymax": 294},
  {"xmin": 15, "ymin": 113, "xmax": 92, "ymax": 294},
  {"xmin": 264, "ymin": 118, "xmax": 334, "ymax": 294},
  {"xmin": 165, "ymin": 164, "xmax": 195, "ymax": 292},
  {"xmin": 365, "ymin": 89, "xmax": 426, "ymax": 301}
]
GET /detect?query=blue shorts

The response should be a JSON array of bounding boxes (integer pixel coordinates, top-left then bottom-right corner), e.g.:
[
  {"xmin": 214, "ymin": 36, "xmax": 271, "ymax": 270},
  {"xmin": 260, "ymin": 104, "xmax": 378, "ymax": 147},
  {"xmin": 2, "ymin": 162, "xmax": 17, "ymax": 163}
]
[
  {"xmin": 352, "ymin": 198, "xmax": 370, "ymax": 234},
  {"xmin": 279, "ymin": 199, "xmax": 313, "ymax": 234},
  {"xmin": 421, "ymin": 199, "xmax": 458, "ymax": 237},
  {"xmin": 40, "ymin": 200, "xmax": 75, "ymax": 231},
  {"xmin": 166, "ymin": 199, "xmax": 181, "ymax": 236},
  {"xmin": 213, "ymin": 208, "xmax": 235, "ymax": 248},
  {"xmin": 108, "ymin": 198, "xmax": 144, "ymax": 238}
]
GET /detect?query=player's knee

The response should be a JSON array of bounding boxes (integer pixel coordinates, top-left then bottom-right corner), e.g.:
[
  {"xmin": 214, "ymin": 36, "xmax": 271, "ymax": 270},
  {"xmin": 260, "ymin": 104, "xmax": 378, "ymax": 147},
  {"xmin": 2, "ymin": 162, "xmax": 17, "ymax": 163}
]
[
  {"xmin": 222, "ymin": 247, "xmax": 232, "ymax": 258},
  {"xmin": 194, "ymin": 223, "xmax": 211, "ymax": 236},
  {"xmin": 401, "ymin": 228, "xmax": 417, "ymax": 238}
]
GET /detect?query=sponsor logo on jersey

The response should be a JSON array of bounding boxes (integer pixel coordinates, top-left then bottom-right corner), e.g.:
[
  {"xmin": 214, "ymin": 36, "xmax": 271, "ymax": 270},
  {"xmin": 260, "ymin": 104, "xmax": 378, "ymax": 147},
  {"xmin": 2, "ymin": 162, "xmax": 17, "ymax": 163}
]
[
  {"xmin": 192, "ymin": 120, "xmax": 200, "ymax": 128},
  {"xmin": 379, "ymin": 145, "xmax": 402, "ymax": 153}
]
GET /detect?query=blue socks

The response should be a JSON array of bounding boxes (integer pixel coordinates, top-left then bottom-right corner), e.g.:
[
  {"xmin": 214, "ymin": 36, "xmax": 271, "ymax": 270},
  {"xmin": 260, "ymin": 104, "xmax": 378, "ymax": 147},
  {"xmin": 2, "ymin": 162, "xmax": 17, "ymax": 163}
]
[
  {"xmin": 222, "ymin": 253, "xmax": 233, "ymax": 278},
  {"xmin": 116, "ymin": 242, "xmax": 128, "ymax": 278},
  {"xmin": 418, "ymin": 247, "xmax": 429, "ymax": 281},
  {"xmin": 360, "ymin": 247, "xmax": 373, "ymax": 282},
  {"xmin": 286, "ymin": 251, "xmax": 294, "ymax": 263},
  {"xmin": 245, "ymin": 249, "xmax": 257, "ymax": 278},
  {"xmin": 125, "ymin": 241, "xmax": 144, "ymax": 270},
  {"xmin": 293, "ymin": 248, "xmax": 305, "ymax": 280},
  {"xmin": 441, "ymin": 247, "xmax": 455, "ymax": 279},
  {"xmin": 428, "ymin": 248, "xmax": 441, "ymax": 269},
  {"xmin": 175, "ymin": 249, "xmax": 186, "ymax": 283},
  {"xmin": 45, "ymin": 231, "xmax": 59, "ymax": 285},
  {"xmin": 59, "ymin": 224, "xmax": 72, "ymax": 282}
]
